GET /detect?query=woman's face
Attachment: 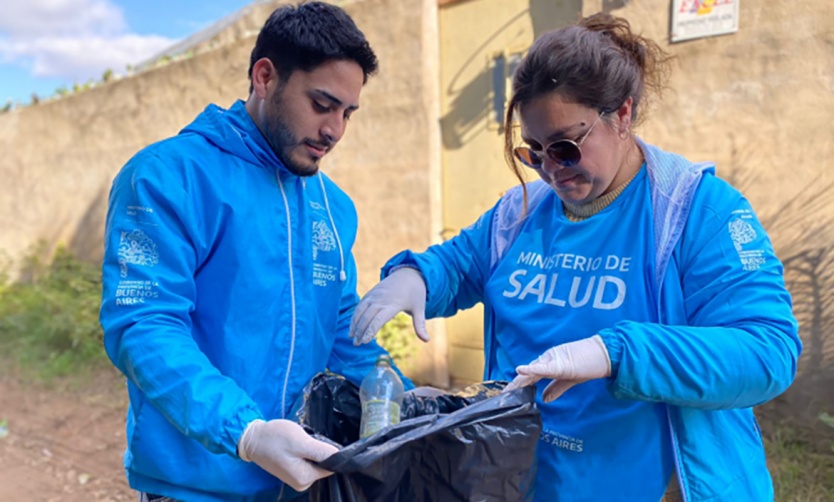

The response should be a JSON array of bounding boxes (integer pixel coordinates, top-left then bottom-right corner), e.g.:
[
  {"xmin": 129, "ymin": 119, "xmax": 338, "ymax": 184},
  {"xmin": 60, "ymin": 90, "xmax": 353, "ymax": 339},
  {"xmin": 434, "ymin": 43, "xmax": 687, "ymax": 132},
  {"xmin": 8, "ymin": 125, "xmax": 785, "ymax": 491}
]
[{"xmin": 518, "ymin": 93, "xmax": 629, "ymax": 205}]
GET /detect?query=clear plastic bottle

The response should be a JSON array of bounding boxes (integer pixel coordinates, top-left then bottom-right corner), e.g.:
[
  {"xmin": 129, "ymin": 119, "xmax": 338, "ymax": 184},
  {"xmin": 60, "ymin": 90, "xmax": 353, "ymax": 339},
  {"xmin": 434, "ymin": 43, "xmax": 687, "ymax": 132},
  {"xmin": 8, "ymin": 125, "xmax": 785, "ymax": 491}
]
[{"xmin": 359, "ymin": 355, "xmax": 404, "ymax": 438}]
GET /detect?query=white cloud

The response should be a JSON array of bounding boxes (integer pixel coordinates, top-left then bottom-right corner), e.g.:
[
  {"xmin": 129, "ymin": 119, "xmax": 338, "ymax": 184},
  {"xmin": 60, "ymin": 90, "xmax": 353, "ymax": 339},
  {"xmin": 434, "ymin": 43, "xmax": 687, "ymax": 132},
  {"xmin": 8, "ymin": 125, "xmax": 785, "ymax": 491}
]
[
  {"xmin": 1, "ymin": 34, "xmax": 175, "ymax": 78},
  {"xmin": 0, "ymin": 0, "xmax": 126, "ymax": 38},
  {"xmin": 0, "ymin": 0, "xmax": 177, "ymax": 82}
]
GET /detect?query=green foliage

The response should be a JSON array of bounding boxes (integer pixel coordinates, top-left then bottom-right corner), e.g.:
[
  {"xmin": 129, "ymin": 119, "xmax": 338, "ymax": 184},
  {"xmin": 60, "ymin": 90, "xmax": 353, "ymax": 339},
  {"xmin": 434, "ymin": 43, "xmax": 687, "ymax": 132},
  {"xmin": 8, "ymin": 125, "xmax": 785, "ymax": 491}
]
[
  {"xmin": 0, "ymin": 244, "xmax": 105, "ymax": 380},
  {"xmin": 102, "ymin": 68, "xmax": 114, "ymax": 82},
  {"xmin": 375, "ymin": 313, "xmax": 417, "ymax": 369},
  {"xmin": 70, "ymin": 80, "xmax": 95, "ymax": 95}
]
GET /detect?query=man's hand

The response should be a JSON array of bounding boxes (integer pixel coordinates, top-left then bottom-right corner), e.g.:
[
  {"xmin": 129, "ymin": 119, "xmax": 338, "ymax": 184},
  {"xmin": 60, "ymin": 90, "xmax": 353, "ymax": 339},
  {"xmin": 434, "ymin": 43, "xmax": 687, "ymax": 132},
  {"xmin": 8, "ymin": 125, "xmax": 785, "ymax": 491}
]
[
  {"xmin": 503, "ymin": 335, "xmax": 612, "ymax": 402},
  {"xmin": 350, "ymin": 268, "xmax": 429, "ymax": 345},
  {"xmin": 238, "ymin": 419, "xmax": 339, "ymax": 492}
]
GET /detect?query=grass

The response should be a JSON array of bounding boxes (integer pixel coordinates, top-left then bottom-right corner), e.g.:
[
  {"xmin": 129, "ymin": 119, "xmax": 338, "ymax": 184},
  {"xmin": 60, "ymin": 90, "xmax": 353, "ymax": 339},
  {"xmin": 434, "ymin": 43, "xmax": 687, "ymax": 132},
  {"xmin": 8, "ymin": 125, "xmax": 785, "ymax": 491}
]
[{"xmin": 765, "ymin": 423, "xmax": 834, "ymax": 501}]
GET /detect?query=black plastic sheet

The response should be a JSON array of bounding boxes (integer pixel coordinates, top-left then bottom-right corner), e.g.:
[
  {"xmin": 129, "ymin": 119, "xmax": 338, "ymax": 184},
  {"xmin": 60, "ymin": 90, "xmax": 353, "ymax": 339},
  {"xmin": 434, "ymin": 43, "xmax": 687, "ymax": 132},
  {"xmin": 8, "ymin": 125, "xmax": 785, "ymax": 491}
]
[{"xmin": 293, "ymin": 373, "xmax": 542, "ymax": 502}]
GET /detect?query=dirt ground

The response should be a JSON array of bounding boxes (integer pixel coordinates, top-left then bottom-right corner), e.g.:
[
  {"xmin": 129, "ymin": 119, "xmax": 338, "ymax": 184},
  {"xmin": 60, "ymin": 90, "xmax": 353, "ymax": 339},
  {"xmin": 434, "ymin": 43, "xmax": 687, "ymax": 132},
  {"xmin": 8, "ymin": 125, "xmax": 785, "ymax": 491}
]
[{"xmin": 0, "ymin": 372, "xmax": 133, "ymax": 501}]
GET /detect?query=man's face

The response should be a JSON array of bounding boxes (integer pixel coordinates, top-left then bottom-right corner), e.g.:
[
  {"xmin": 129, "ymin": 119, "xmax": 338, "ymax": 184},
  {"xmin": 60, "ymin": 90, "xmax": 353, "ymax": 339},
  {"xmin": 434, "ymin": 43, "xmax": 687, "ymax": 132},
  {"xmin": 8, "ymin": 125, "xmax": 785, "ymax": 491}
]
[{"xmin": 260, "ymin": 59, "xmax": 364, "ymax": 176}]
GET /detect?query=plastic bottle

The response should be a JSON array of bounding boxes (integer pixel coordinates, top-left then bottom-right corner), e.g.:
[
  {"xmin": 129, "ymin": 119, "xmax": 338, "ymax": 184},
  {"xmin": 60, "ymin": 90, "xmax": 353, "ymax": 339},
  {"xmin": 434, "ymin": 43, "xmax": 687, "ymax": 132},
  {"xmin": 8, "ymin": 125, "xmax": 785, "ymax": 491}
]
[{"xmin": 359, "ymin": 355, "xmax": 404, "ymax": 438}]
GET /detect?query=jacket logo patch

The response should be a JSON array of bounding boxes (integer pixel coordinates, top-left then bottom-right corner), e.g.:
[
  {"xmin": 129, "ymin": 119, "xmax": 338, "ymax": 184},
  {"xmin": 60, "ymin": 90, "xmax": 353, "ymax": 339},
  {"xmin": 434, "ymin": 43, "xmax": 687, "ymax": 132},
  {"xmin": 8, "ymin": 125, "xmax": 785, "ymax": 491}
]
[
  {"xmin": 312, "ymin": 220, "xmax": 336, "ymax": 260},
  {"xmin": 117, "ymin": 229, "xmax": 159, "ymax": 278},
  {"xmin": 729, "ymin": 213, "xmax": 765, "ymax": 271}
]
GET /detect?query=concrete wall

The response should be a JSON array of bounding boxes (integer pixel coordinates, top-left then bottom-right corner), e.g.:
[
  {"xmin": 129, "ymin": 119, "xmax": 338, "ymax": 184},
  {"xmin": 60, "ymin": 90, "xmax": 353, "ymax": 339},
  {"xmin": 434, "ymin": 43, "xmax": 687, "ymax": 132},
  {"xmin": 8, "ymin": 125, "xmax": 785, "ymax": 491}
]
[
  {"xmin": 437, "ymin": 0, "xmax": 583, "ymax": 385},
  {"xmin": 436, "ymin": 0, "xmax": 833, "ymax": 431},
  {"xmin": 2, "ymin": 0, "xmax": 830, "ymax": 425},
  {"xmin": 0, "ymin": 0, "xmax": 446, "ymax": 385},
  {"xmin": 582, "ymin": 0, "xmax": 834, "ymax": 439}
]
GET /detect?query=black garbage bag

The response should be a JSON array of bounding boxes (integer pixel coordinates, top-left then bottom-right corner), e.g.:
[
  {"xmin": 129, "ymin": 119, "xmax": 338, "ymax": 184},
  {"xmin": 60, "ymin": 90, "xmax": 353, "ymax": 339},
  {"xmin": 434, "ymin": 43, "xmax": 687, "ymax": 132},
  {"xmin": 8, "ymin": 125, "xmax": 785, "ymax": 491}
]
[{"xmin": 292, "ymin": 372, "xmax": 542, "ymax": 502}]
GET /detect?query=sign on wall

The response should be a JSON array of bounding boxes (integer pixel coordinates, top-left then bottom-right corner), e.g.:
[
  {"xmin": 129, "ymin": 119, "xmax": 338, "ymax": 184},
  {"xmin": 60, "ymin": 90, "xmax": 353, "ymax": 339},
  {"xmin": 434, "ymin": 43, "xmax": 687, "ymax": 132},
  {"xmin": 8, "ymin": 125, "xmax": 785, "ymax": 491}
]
[{"xmin": 671, "ymin": 0, "xmax": 739, "ymax": 42}]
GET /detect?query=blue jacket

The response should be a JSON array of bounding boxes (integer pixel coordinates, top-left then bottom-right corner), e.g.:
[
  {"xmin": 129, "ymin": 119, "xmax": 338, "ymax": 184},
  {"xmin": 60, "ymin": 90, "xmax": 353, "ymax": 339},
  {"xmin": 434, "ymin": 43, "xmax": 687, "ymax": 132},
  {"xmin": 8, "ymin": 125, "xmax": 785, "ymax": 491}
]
[
  {"xmin": 382, "ymin": 140, "xmax": 800, "ymax": 501},
  {"xmin": 100, "ymin": 101, "xmax": 408, "ymax": 502}
]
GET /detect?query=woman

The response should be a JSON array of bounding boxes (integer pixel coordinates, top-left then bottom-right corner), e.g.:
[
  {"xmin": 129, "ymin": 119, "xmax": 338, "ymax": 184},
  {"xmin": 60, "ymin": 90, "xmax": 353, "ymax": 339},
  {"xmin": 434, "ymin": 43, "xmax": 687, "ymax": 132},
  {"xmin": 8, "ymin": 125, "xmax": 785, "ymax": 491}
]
[{"xmin": 349, "ymin": 14, "xmax": 800, "ymax": 502}]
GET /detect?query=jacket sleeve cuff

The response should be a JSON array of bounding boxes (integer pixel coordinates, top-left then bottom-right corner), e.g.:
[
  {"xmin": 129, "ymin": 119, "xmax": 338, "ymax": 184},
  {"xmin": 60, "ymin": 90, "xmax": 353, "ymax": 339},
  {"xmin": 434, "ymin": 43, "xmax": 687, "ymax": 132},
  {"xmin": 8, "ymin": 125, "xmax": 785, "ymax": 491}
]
[
  {"xmin": 381, "ymin": 250, "xmax": 432, "ymax": 301},
  {"xmin": 222, "ymin": 405, "xmax": 264, "ymax": 458},
  {"xmin": 381, "ymin": 250, "xmax": 421, "ymax": 278},
  {"xmin": 598, "ymin": 329, "xmax": 624, "ymax": 378}
]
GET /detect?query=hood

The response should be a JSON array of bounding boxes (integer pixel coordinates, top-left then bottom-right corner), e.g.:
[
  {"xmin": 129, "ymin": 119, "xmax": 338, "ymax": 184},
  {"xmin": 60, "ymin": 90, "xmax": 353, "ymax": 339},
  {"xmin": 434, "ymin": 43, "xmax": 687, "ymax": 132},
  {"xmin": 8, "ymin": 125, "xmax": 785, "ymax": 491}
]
[{"xmin": 180, "ymin": 99, "xmax": 286, "ymax": 172}]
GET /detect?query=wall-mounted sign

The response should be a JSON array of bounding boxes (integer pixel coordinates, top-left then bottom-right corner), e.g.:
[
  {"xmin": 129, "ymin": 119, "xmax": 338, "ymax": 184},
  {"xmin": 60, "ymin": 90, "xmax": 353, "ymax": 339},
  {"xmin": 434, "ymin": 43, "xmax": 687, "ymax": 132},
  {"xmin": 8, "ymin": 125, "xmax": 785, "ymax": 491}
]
[{"xmin": 671, "ymin": 0, "xmax": 739, "ymax": 42}]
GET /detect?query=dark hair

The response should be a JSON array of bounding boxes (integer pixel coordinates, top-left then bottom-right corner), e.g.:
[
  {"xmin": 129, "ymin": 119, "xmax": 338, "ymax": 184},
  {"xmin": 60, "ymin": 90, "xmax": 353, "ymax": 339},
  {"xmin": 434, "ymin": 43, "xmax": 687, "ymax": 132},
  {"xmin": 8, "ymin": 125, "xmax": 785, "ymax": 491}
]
[
  {"xmin": 248, "ymin": 2, "xmax": 378, "ymax": 92},
  {"xmin": 503, "ymin": 13, "xmax": 671, "ymax": 197}
]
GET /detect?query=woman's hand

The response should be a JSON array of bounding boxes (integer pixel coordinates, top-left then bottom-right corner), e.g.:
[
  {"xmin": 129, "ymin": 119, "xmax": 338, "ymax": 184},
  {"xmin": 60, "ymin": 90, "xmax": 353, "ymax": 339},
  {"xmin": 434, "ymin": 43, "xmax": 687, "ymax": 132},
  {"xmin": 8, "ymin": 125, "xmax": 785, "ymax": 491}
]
[
  {"xmin": 504, "ymin": 335, "xmax": 612, "ymax": 402},
  {"xmin": 349, "ymin": 268, "xmax": 429, "ymax": 345}
]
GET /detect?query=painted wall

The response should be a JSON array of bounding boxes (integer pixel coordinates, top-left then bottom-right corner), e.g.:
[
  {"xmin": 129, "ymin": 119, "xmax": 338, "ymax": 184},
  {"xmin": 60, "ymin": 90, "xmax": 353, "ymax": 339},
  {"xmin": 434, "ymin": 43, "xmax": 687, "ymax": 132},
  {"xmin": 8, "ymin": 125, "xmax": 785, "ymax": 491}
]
[
  {"xmin": 2, "ymin": 0, "xmax": 830, "ymax": 426},
  {"xmin": 438, "ymin": 0, "xmax": 833, "ymax": 434},
  {"xmin": 0, "ymin": 0, "xmax": 447, "ymax": 385},
  {"xmin": 584, "ymin": 0, "xmax": 834, "ymax": 437},
  {"xmin": 437, "ymin": 0, "xmax": 583, "ymax": 384}
]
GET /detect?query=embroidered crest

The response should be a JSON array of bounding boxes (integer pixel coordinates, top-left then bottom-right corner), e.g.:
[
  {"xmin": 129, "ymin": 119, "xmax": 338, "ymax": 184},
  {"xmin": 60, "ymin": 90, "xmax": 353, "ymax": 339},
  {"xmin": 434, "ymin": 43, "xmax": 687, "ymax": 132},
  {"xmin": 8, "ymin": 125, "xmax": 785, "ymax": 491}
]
[
  {"xmin": 728, "ymin": 218, "xmax": 756, "ymax": 251},
  {"xmin": 728, "ymin": 216, "xmax": 765, "ymax": 271},
  {"xmin": 117, "ymin": 229, "xmax": 159, "ymax": 278},
  {"xmin": 312, "ymin": 220, "xmax": 336, "ymax": 260}
]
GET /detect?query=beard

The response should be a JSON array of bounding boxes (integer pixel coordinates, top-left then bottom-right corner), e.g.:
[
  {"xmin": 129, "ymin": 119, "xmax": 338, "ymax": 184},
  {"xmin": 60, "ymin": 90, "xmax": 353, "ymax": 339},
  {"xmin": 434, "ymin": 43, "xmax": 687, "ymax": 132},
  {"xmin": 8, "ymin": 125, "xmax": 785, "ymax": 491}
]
[{"xmin": 262, "ymin": 93, "xmax": 322, "ymax": 177}]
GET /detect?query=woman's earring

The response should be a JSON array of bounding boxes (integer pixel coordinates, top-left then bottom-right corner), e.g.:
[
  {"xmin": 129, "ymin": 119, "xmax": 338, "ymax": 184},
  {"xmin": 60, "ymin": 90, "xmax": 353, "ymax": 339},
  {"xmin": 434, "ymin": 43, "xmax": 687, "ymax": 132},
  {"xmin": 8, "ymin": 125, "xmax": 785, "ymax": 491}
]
[{"xmin": 619, "ymin": 119, "xmax": 630, "ymax": 139}]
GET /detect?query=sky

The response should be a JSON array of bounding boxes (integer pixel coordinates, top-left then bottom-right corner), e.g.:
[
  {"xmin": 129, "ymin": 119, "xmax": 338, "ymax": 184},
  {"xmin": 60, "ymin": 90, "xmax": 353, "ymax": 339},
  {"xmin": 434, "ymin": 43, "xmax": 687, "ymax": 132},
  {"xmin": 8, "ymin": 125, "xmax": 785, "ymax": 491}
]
[{"xmin": 0, "ymin": 0, "xmax": 255, "ymax": 105}]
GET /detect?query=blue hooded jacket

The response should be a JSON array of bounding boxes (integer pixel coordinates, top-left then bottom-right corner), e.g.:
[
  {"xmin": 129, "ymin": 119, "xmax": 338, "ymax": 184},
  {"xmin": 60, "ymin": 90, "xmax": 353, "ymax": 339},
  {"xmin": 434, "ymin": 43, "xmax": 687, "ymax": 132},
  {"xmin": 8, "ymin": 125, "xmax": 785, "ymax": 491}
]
[
  {"xmin": 100, "ymin": 100, "xmax": 409, "ymax": 502},
  {"xmin": 381, "ymin": 140, "xmax": 800, "ymax": 501}
]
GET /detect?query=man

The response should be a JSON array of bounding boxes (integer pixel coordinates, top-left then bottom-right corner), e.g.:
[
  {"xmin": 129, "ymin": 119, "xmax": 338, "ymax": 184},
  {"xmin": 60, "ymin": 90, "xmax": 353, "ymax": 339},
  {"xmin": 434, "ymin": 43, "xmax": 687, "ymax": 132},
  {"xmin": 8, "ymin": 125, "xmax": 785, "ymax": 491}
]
[{"xmin": 100, "ymin": 3, "xmax": 410, "ymax": 501}]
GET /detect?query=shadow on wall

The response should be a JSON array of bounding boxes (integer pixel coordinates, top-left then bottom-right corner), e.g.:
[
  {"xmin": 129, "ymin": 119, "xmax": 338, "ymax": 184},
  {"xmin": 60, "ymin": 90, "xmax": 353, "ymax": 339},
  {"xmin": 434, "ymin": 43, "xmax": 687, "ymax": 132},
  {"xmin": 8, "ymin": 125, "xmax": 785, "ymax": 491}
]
[
  {"xmin": 439, "ymin": 0, "xmax": 581, "ymax": 151},
  {"xmin": 68, "ymin": 180, "xmax": 110, "ymax": 266},
  {"xmin": 727, "ymin": 147, "xmax": 834, "ymax": 448},
  {"xmin": 528, "ymin": 0, "xmax": 583, "ymax": 46},
  {"xmin": 439, "ymin": 10, "xmax": 526, "ymax": 151},
  {"xmin": 762, "ymin": 206, "xmax": 834, "ymax": 448},
  {"xmin": 777, "ymin": 244, "xmax": 834, "ymax": 439}
]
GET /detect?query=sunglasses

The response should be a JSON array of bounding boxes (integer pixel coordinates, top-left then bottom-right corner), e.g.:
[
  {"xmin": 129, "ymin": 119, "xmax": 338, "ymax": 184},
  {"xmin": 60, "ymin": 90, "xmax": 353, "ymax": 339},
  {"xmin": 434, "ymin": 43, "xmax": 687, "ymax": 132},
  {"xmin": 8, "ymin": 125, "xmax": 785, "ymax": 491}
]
[{"xmin": 514, "ymin": 112, "xmax": 605, "ymax": 169}]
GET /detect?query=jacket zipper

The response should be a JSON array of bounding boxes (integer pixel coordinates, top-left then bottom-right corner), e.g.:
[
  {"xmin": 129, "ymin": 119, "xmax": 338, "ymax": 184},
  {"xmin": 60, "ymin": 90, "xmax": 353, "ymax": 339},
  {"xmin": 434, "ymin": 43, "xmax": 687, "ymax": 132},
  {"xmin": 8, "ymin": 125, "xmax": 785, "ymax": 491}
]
[
  {"xmin": 659, "ymin": 284, "xmax": 688, "ymax": 502},
  {"xmin": 667, "ymin": 407, "xmax": 689, "ymax": 502},
  {"xmin": 317, "ymin": 174, "xmax": 346, "ymax": 281},
  {"xmin": 276, "ymin": 173, "xmax": 297, "ymax": 419}
]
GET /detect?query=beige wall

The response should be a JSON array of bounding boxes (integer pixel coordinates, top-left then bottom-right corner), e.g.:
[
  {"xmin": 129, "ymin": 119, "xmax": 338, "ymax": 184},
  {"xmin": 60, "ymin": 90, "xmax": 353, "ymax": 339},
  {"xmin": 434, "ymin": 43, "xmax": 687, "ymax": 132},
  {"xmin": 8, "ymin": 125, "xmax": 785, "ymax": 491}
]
[
  {"xmin": 2, "ymin": 0, "xmax": 831, "ymax": 419},
  {"xmin": 584, "ymin": 0, "xmax": 834, "ymax": 436},
  {"xmin": 438, "ymin": 0, "xmax": 582, "ymax": 384},
  {"xmin": 0, "ymin": 0, "xmax": 446, "ymax": 385},
  {"xmin": 440, "ymin": 0, "xmax": 833, "ymax": 429}
]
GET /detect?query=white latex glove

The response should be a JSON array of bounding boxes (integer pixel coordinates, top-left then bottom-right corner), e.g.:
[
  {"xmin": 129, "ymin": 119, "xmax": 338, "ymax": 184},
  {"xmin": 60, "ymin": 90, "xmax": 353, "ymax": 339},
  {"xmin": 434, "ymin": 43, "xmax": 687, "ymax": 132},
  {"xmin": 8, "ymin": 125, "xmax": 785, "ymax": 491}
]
[
  {"xmin": 503, "ymin": 335, "xmax": 612, "ymax": 402},
  {"xmin": 349, "ymin": 267, "xmax": 429, "ymax": 345},
  {"xmin": 405, "ymin": 386, "xmax": 446, "ymax": 398},
  {"xmin": 238, "ymin": 419, "xmax": 339, "ymax": 492}
]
